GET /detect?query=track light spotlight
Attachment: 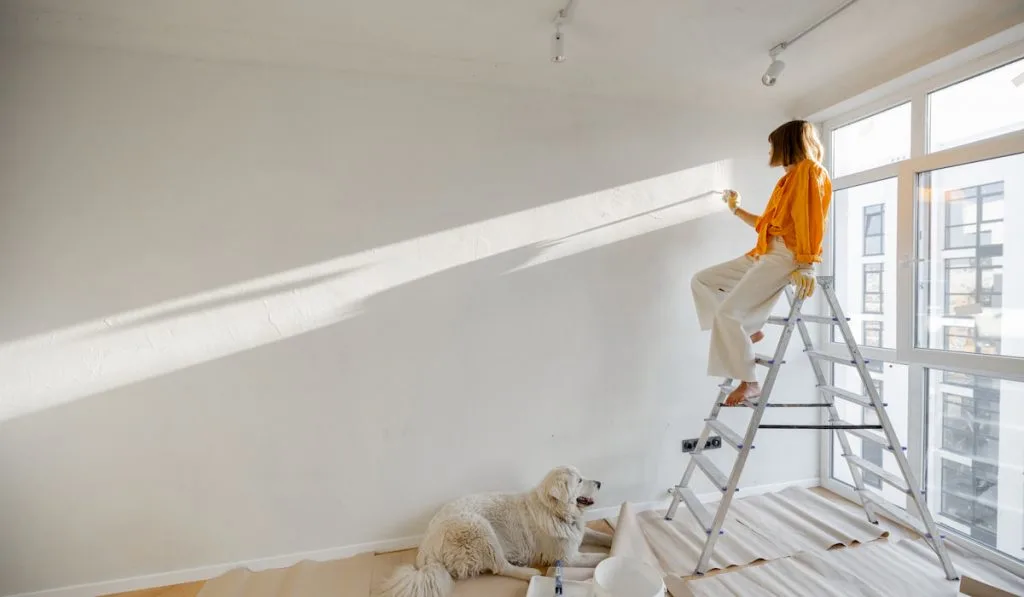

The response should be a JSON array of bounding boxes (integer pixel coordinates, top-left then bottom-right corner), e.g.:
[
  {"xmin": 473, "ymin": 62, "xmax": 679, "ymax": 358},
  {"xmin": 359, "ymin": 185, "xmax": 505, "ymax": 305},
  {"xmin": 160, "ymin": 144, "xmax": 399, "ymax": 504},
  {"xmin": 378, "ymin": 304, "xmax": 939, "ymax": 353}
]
[
  {"xmin": 759, "ymin": 0, "xmax": 860, "ymax": 87},
  {"xmin": 762, "ymin": 59, "xmax": 786, "ymax": 87},
  {"xmin": 552, "ymin": 27, "xmax": 566, "ymax": 63},
  {"xmin": 761, "ymin": 43, "xmax": 787, "ymax": 87}
]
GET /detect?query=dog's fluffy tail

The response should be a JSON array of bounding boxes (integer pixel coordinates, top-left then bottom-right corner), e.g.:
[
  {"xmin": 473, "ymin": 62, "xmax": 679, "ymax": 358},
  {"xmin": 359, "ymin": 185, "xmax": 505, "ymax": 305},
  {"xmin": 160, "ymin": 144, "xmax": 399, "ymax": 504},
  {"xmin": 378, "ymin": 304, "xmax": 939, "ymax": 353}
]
[{"xmin": 377, "ymin": 562, "xmax": 453, "ymax": 597}]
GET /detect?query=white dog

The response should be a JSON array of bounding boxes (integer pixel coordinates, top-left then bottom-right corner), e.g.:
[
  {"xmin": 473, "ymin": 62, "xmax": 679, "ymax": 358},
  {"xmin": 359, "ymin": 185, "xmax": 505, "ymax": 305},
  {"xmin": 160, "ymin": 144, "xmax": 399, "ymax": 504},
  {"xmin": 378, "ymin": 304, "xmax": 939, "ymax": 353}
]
[{"xmin": 377, "ymin": 466, "xmax": 612, "ymax": 597}]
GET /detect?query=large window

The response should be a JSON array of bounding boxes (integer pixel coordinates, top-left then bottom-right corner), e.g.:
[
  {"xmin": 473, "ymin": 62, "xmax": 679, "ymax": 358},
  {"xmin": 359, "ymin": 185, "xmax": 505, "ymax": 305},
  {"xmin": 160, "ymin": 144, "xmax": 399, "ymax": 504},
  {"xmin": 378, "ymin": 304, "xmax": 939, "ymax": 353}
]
[
  {"xmin": 830, "ymin": 179, "xmax": 896, "ymax": 349},
  {"xmin": 917, "ymin": 153, "xmax": 1021, "ymax": 358},
  {"xmin": 929, "ymin": 57, "xmax": 1024, "ymax": 151},
  {"xmin": 823, "ymin": 50, "xmax": 1024, "ymax": 566},
  {"xmin": 831, "ymin": 102, "xmax": 911, "ymax": 177}
]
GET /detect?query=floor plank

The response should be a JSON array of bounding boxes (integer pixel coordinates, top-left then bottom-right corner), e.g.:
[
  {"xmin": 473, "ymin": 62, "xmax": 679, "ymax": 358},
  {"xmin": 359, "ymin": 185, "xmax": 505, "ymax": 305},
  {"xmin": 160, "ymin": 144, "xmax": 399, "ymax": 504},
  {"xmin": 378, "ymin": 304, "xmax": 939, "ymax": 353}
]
[{"xmin": 105, "ymin": 580, "xmax": 205, "ymax": 597}]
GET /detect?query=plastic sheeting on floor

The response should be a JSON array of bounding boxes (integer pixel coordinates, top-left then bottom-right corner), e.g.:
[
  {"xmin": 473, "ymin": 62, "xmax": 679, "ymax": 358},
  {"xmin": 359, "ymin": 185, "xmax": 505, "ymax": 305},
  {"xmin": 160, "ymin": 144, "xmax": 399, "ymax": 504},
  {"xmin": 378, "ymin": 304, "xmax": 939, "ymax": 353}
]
[
  {"xmin": 673, "ymin": 538, "xmax": 1024, "ymax": 597},
  {"xmin": 637, "ymin": 486, "xmax": 888, "ymax": 576}
]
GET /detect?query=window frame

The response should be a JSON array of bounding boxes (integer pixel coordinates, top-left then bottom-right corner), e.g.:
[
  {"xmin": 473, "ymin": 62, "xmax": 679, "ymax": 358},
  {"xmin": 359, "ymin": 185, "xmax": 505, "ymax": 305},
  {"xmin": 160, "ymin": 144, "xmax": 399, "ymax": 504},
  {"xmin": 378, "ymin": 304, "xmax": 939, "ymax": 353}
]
[{"xmin": 816, "ymin": 38, "xmax": 1024, "ymax": 575}]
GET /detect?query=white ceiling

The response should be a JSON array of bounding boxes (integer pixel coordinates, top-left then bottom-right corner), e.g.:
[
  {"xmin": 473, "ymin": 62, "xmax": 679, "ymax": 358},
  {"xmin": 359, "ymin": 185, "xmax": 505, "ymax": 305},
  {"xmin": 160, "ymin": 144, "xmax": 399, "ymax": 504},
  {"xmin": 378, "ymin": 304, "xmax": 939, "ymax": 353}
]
[{"xmin": 2, "ymin": 0, "xmax": 1023, "ymax": 111}]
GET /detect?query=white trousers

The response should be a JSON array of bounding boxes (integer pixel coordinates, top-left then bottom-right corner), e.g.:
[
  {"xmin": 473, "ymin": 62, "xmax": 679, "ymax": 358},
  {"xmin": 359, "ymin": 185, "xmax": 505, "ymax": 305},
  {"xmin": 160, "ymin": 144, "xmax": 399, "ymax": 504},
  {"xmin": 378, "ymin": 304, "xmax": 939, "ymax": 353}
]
[{"xmin": 691, "ymin": 237, "xmax": 797, "ymax": 382}]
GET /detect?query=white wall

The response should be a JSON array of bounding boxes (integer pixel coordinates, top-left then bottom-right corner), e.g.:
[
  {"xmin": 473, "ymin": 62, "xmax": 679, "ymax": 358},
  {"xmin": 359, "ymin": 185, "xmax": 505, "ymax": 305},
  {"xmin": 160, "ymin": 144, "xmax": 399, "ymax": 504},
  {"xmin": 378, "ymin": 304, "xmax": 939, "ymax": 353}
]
[{"xmin": 0, "ymin": 41, "xmax": 817, "ymax": 595}]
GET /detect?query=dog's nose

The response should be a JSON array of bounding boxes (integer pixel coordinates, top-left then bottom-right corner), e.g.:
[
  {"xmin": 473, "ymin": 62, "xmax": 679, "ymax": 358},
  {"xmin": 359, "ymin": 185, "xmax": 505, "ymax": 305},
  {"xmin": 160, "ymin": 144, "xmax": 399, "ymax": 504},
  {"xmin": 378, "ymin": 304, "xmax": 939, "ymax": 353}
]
[{"xmin": 595, "ymin": 481, "xmax": 602, "ymax": 489}]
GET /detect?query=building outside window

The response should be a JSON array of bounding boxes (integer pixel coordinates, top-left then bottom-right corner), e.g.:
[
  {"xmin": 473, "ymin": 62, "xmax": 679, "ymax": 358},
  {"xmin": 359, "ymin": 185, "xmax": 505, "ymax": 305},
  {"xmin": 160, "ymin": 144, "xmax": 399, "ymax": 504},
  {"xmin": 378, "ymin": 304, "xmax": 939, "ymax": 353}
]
[
  {"xmin": 940, "ymin": 459, "xmax": 999, "ymax": 548},
  {"xmin": 943, "ymin": 325, "xmax": 1001, "ymax": 356},
  {"xmin": 861, "ymin": 375, "xmax": 884, "ymax": 489},
  {"xmin": 863, "ymin": 320, "xmax": 883, "ymax": 347},
  {"xmin": 863, "ymin": 204, "xmax": 884, "ymax": 256},
  {"xmin": 945, "ymin": 257, "xmax": 1003, "ymax": 315},
  {"xmin": 944, "ymin": 183, "xmax": 1004, "ymax": 254},
  {"xmin": 941, "ymin": 390, "xmax": 999, "ymax": 461},
  {"xmin": 863, "ymin": 262, "xmax": 883, "ymax": 314}
]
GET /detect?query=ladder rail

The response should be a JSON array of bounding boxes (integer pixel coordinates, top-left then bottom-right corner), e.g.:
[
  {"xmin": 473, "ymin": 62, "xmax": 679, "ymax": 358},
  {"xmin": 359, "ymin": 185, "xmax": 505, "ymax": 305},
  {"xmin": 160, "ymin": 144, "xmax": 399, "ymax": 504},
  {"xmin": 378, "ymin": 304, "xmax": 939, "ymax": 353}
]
[
  {"xmin": 784, "ymin": 286, "xmax": 879, "ymax": 524},
  {"xmin": 669, "ymin": 276, "xmax": 958, "ymax": 581},
  {"xmin": 666, "ymin": 381, "xmax": 732, "ymax": 520},
  {"xmin": 820, "ymin": 277, "xmax": 958, "ymax": 580},
  {"xmin": 693, "ymin": 291, "xmax": 805, "ymax": 573}
]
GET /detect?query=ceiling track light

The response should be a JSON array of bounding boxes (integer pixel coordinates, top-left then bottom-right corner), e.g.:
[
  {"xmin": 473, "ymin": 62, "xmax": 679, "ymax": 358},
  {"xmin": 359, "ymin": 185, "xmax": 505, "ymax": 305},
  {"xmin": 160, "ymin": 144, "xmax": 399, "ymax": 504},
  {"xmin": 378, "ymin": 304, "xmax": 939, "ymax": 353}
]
[
  {"xmin": 552, "ymin": 22, "xmax": 566, "ymax": 63},
  {"xmin": 762, "ymin": 0, "xmax": 860, "ymax": 87},
  {"xmin": 762, "ymin": 43, "xmax": 787, "ymax": 87},
  {"xmin": 551, "ymin": 0, "xmax": 577, "ymax": 63}
]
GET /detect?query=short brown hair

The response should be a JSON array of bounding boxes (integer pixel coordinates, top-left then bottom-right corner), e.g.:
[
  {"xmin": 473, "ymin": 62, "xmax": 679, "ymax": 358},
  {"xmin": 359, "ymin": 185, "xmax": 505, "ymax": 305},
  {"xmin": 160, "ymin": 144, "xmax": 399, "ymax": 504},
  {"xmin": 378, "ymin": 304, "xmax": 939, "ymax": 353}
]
[{"xmin": 768, "ymin": 120, "xmax": 824, "ymax": 167}]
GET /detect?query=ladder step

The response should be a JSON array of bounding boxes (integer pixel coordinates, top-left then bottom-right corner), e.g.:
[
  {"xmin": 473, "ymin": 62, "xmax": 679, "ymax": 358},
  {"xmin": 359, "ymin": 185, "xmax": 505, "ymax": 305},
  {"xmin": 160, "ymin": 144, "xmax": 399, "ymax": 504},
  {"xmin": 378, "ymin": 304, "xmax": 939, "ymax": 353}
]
[
  {"xmin": 805, "ymin": 350, "xmax": 867, "ymax": 366},
  {"xmin": 734, "ymin": 399, "xmax": 833, "ymax": 409},
  {"xmin": 764, "ymin": 403, "xmax": 834, "ymax": 408},
  {"xmin": 766, "ymin": 314, "xmax": 848, "ymax": 325},
  {"xmin": 818, "ymin": 385, "xmax": 885, "ymax": 409},
  {"xmin": 755, "ymin": 354, "xmax": 783, "ymax": 366},
  {"xmin": 706, "ymin": 419, "xmax": 749, "ymax": 450},
  {"xmin": 845, "ymin": 454, "xmax": 910, "ymax": 493},
  {"xmin": 802, "ymin": 314, "xmax": 850, "ymax": 324},
  {"xmin": 839, "ymin": 422, "xmax": 904, "ymax": 451},
  {"xmin": 858, "ymin": 489, "xmax": 928, "ymax": 536},
  {"xmin": 691, "ymin": 454, "xmax": 732, "ymax": 492},
  {"xmin": 759, "ymin": 424, "xmax": 883, "ymax": 430},
  {"xmin": 673, "ymin": 487, "xmax": 720, "ymax": 534}
]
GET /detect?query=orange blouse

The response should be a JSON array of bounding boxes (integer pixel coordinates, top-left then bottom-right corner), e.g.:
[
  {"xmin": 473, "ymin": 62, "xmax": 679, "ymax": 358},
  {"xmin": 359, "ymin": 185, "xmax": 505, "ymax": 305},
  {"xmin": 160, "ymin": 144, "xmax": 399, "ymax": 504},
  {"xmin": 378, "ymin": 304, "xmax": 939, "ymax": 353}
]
[{"xmin": 747, "ymin": 159, "xmax": 832, "ymax": 264}]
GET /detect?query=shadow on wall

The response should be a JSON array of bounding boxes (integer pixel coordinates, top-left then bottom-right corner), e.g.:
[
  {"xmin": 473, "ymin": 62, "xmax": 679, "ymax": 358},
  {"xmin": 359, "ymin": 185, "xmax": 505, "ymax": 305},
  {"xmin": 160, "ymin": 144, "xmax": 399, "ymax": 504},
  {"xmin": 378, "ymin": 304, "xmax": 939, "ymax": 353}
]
[{"xmin": 0, "ymin": 162, "xmax": 731, "ymax": 424}]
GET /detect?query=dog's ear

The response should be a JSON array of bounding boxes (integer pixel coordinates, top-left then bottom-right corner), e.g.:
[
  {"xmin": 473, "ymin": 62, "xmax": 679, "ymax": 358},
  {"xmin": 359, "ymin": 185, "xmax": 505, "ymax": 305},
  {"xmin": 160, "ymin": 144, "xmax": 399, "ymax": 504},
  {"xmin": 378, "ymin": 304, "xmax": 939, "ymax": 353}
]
[{"xmin": 547, "ymin": 473, "xmax": 572, "ymax": 504}]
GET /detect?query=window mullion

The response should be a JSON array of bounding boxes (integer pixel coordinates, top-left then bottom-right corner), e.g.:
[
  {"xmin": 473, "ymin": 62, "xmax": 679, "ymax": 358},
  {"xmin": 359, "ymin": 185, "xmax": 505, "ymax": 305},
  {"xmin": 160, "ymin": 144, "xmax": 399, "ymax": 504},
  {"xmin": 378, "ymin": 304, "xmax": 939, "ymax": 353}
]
[
  {"xmin": 911, "ymin": 89, "xmax": 927, "ymax": 157},
  {"xmin": 895, "ymin": 159, "xmax": 915, "ymax": 362}
]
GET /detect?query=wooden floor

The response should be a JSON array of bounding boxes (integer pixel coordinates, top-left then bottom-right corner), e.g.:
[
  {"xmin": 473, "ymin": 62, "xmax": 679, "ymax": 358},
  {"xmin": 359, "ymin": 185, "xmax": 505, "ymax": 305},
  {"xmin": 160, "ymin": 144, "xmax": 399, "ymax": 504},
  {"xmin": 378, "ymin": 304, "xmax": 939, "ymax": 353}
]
[
  {"xmin": 105, "ymin": 489, "xmax": 918, "ymax": 597},
  {"xmin": 105, "ymin": 521, "xmax": 617, "ymax": 597}
]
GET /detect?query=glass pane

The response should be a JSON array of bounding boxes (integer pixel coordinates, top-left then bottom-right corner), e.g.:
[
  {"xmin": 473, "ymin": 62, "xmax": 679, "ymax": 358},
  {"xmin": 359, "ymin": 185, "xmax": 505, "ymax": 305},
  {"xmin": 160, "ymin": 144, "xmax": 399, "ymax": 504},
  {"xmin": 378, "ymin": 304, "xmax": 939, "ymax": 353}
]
[
  {"xmin": 927, "ymin": 370, "xmax": 1024, "ymax": 561},
  {"xmin": 831, "ymin": 179, "xmax": 896, "ymax": 348},
  {"xmin": 864, "ymin": 236, "xmax": 883, "ymax": 256},
  {"xmin": 832, "ymin": 361, "xmax": 909, "ymax": 506},
  {"xmin": 929, "ymin": 57, "xmax": 1024, "ymax": 152},
  {"xmin": 863, "ymin": 322, "xmax": 882, "ymax": 347},
  {"xmin": 832, "ymin": 103, "xmax": 911, "ymax": 177},
  {"xmin": 915, "ymin": 153, "xmax": 1024, "ymax": 358}
]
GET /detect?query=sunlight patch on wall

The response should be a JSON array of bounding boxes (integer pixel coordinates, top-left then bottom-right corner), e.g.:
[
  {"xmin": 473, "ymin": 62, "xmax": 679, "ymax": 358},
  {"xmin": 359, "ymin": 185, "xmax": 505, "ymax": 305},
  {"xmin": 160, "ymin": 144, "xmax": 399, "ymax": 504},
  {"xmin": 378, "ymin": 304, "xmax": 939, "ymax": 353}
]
[{"xmin": 0, "ymin": 160, "xmax": 731, "ymax": 422}]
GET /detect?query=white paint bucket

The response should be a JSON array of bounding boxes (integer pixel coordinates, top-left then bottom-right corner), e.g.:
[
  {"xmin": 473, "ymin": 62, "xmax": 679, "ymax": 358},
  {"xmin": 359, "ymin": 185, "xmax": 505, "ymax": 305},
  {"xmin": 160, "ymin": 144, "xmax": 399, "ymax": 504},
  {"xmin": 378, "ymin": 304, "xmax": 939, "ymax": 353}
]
[{"xmin": 592, "ymin": 556, "xmax": 664, "ymax": 597}]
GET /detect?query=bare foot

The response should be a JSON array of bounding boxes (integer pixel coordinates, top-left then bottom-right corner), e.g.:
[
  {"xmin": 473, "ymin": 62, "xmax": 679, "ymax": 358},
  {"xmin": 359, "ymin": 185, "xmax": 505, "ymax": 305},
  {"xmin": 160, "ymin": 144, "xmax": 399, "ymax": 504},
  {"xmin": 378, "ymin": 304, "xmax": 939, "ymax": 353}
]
[
  {"xmin": 725, "ymin": 381, "xmax": 761, "ymax": 406},
  {"xmin": 750, "ymin": 330, "xmax": 764, "ymax": 344}
]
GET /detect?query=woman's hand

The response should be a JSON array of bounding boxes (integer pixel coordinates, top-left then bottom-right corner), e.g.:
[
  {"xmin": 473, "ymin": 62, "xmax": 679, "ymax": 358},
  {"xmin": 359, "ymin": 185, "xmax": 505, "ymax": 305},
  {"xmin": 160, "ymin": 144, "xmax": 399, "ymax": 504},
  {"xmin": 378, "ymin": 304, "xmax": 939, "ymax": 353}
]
[
  {"xmin": 790, "ymin": 268, "xmax": 816, "ymax": 299},
  {"xmin": 723, "ymin": 190, "xmax": 759, "ymax": 228},
  {"xmin": 723, "ymin": 190, "xmax": 741, "ymax": 213}
]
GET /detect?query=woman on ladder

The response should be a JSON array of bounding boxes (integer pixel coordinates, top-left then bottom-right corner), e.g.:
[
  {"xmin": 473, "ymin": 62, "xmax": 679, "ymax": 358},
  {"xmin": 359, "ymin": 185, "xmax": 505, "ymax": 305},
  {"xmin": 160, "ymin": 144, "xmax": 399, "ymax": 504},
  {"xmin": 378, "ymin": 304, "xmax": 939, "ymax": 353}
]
[{"xmin": 691, "ymin": 120, "xmax": 832, "ymax": 406}]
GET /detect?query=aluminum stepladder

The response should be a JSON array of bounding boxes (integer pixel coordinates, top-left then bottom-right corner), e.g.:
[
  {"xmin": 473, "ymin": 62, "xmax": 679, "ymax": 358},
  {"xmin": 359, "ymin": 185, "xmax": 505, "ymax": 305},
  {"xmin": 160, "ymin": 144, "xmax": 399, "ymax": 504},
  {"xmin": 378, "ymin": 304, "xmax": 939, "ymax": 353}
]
[{"xmin": 665, "ymin": 275, "xmax": 959, "ymax": 580}]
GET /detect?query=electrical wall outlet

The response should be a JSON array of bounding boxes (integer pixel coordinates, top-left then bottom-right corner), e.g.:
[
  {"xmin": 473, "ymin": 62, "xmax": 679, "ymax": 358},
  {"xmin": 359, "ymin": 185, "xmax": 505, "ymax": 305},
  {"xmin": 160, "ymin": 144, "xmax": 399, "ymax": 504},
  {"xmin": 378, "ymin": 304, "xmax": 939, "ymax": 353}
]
[{"xmin": 682, "ymin": 436, "xmax": 722, "ymax": 453}]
